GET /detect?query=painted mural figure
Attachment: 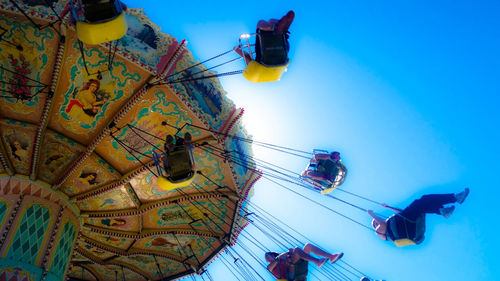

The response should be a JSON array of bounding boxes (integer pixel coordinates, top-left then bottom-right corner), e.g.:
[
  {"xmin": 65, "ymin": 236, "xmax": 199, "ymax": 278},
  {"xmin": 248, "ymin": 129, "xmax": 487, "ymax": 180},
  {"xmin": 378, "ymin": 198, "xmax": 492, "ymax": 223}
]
[
  {"xmin": 65, "ymin": 79, "xmax": 110, "ymax": 123},
  {"xmin": 44, "ymin": 153, "xmax": 64, "ymax": 172},
  {"xmin": 8, "ymin": 138, "xmax": 28, "ymax": 161},
  {"xmin": 78, "ymin": 172, "xmax": 98, "ymax": 186}
]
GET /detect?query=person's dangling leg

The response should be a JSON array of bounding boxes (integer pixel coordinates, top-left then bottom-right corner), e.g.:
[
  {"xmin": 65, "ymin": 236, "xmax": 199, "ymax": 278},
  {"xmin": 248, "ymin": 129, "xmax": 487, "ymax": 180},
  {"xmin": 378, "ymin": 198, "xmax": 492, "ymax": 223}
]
[
  {"xmin": 275, "ymin": 10, "xmax": 295, "ymax": 34},
  {"xmin": 288, "ymin": 247, "xmax": 327, "ymax": 268},
  {"xmin": 402, "ymin": 193, "xmax": 457, "ymax": 220},
  {"xmin": 257, "ymin": 19, "xmax": 275, "ymax": 31},
  {"xmin": 233, "ymin": 46, "xmax": 253, "ymax": 64},
  {"xmin": 303, "ymin": 243, "xmax": 343, "ymax": 264}
]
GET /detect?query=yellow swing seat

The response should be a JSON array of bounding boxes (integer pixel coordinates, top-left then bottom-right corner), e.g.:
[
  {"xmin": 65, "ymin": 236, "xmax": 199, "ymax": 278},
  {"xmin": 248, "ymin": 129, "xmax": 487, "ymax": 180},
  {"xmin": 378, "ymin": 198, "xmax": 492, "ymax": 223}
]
[
  {"xmin": 76, "ymin": 12, "xmax": 127, "ymax": 45},
  {"xmin": 156, "ymin": 174, "xmax": 194, "ymax": 191},
  {"xmin": 388, "ymin": 213, "xmax": 426, "ymax": 247},
  {"xmin": 393, "ymin": 238, "xmax": 417, "ymax": 247},
  {"xmin": 243, "ymin": 60, "xmax": 289, "ymax": 83}
]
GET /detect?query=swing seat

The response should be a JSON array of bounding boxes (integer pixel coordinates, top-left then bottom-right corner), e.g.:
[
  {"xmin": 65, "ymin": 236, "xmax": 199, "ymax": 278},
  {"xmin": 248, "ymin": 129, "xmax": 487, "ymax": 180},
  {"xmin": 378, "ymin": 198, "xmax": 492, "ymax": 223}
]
[
  {"xmin": 388, "ymin": 213, "xmax": 426, "ymax": 247},
  {"xmin": 393, "ymin": 238, "xmax": 417, "ymax": 247},
  {"xmin": 156, "ymin": 144, "xmax": 196, "ymax": 191},
  {"xmin": 243, "ymin": 60, "xmax": 289, "ymax": 83},
  {"xmin": 287, "ymin": 259, "xmax": 308, "ymax": 281},
  {"xmin": 301, "ymin": 149, "xmax": 348, "ymax": 194},
  {"xmin": 76, "ymin": 12, "xmax": 127, "ymax": 45},
  {"xmin": 239, "ymin": 29, "xmax": 290, "ymax": 83},
  {"xmin": 156, "ymin": 173, "xmax": 194, "ymax": 191}
]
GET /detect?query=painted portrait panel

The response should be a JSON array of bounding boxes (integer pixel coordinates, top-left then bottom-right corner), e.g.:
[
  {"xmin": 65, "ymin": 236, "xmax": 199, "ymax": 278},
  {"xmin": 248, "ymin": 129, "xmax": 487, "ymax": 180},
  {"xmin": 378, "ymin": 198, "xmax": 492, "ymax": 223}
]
[
  {"xmin": 38, "ymin": 130, "xmax": 85, "ymax": 184},
  {"xmin": 61, "ymin": 155, "xmax": 120, "ymax": 196},
  {"xmin": 0, "ymin": 120, "xmax": 36, "ymax": 175},
  {"xmin": 48, "ymin": 30, "xmax": 145, "ymax": 144}
]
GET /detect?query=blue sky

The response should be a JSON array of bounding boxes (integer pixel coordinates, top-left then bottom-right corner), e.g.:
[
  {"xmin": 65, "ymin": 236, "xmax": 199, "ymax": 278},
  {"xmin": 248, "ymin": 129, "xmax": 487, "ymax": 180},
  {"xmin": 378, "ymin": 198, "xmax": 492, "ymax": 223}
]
[{"xmin": 126, "ymin": 1, "xmax": 500, "ymax": 280}]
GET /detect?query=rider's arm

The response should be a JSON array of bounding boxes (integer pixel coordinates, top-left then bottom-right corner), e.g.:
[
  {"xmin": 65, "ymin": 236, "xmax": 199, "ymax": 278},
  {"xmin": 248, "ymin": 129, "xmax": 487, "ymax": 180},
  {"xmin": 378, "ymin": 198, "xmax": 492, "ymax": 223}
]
[
  {"xmin": 367, "ymin": 210, "xmax": 385, "ymax": 224},
  {"xmin": 367, "ymin": 210, "xmax": 387, "ymax": 240},
  {"xmin": 267, "ymin": 260, "xmax": 278, "ymax": 272},
  {"xmin": 381, "ymin": 203, "xmax": 402, "ymax": 213}
]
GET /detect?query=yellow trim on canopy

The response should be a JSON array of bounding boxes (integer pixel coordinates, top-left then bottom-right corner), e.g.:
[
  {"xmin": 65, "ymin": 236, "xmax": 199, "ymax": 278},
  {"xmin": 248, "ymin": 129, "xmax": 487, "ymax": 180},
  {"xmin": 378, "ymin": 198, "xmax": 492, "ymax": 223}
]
[
  {"xmin": 76, "ymin": 12, "xmax": 127, "ymax": 45},
  {"xmin": 243, "ymin": 60, "xmax": 289, "ymax": 83}
]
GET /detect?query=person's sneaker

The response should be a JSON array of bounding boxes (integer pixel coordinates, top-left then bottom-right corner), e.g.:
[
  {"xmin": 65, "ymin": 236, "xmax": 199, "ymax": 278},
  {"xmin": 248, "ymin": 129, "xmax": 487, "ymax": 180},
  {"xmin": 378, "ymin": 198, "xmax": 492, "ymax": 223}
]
[
  {"xmin": 440, "ymin": 206, "xmax": 455, "ymax": 218},
  {"xmin": 330, "ymin": 252, "xmax": 343, "ymax": 264},
  {"xmin": 275, "ymin": 10, "xmax": 295, "ymax": 34},
  {"xmin": 455, "ymin": 187, "xmax": 470, "ymax": 204}
]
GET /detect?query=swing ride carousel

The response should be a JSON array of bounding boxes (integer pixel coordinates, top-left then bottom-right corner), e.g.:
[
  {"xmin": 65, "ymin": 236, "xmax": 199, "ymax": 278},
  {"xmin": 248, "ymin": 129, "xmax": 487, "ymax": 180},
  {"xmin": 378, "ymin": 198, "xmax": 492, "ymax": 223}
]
[{"xmin": 0, "ymin": 1, "xmax": 261, "ymax": 280}]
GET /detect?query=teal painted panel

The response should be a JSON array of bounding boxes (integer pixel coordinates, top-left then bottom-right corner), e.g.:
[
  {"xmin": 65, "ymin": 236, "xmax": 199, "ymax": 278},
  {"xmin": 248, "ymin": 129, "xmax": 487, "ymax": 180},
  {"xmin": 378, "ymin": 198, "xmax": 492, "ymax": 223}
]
[
  {"xmin": 5, "ymin": 205, "xmax": 51, "ymax": 265},
  {"xmin": 49, "ymin": 222, "xmax": 76, "ymax": 278},
  {"xmin": 0, "ymin": 202, "xmax": 8, "ymax": 227}
]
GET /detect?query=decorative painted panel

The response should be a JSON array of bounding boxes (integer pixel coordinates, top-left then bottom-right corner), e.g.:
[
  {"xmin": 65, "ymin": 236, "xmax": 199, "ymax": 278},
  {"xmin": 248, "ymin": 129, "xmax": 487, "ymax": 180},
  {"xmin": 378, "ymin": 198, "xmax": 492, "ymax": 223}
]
[
  {"xmin": 88, "ymin": 263, "xmax": 145, "ymax": 281},
  {"xmin": 77, "ymin": 241, "xmax": 115, "ymax": 261},
  {"xmin": 37, "ymin": 130, "xmax": 85, "ymax": 184},
  {"xmin": 0, "ymin": 266, "xmax": 37, "ymax": 281},
  {"xmin": 114, "ymin": 255, "xmax": 183, "ymax": 280},
  {"xmin": 0, "ymin": 119, "xmax": 36, "ymax": 175},
  {"xmin": 0, "ymin": 12, "xmax": 56, "ymax": 123},
  {"xmin": 49, "ymin": 222, "xmax": 76, "ymax": 278},
  {"xmin": 67, "ymin": 265, "xmax": 97, "ymax": 281},
  {"xmin": 142, "ymin": 199, "xmax": 231, "ymax": 232},
  {"xmin": 133, "ymin": 234, "xmax": 219, "ymax": 263},
  {"xmin": 81, "ymin": 229, "xmax": 134, "ymax": 251},
  {"xmin": 77, "ymin": 185, "xmax": 135, "ymax": 211},
  {"xmin": 170, "ymin": 48, "xmax": 237, "ymax": 126},
  {"xmin": 85, "ymin": 215, "xmax": 140, "ymax": 232},
  {"xmin": 61, "ymin": 154, "xmax": 121, "ymax": 196},
  {"xmin": 0, "ymin": 200, "xmax": 10, "ymax": 228},
  {"xmin": 5, "ymin": 204, "xmax": 51, "ymax": 265},
  {"xmin": 48, "ymin": 29, "xmax": 146, "ymax": 144}
]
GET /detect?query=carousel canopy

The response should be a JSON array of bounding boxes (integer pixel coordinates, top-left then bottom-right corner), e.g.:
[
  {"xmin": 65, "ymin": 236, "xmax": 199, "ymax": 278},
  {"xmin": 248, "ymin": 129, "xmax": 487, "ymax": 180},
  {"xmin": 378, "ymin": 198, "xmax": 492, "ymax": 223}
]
[{"xmin": 0, "ymin": 0, "xmax": 259, "ymax": 280}]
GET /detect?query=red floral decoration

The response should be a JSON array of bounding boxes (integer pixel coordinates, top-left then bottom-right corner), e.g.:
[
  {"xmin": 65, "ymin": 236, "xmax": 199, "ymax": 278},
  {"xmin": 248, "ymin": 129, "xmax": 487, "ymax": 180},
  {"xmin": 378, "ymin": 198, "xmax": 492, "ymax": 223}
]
[{"xmin": 8, "ymin": 54, "xmax": 32, "ymax": 100}]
